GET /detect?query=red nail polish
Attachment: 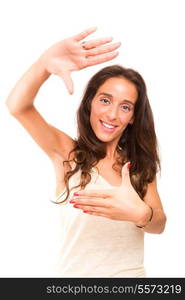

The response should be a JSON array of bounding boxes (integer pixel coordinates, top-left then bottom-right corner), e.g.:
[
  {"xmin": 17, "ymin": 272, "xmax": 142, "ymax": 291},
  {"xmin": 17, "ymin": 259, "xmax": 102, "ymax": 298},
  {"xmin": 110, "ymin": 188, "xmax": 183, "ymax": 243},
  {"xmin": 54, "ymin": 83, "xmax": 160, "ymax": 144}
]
[
  {"xmin": 127, "ymin": 162, "xmax": 131, "ymax": 169},
  {"xmin": 74, "ymin": 192, "xmax": 79, "ymax": 196},
  {"xmin": 73, "ymin": 204, "xmax": 80, "ymax": 208},
  {"xmin": 69, "ymin": 200, "xmax": 75, "ymax": 203},
  {"xmin": 83, "ymin": 210, "xmax": 88, "ymax": 213}
]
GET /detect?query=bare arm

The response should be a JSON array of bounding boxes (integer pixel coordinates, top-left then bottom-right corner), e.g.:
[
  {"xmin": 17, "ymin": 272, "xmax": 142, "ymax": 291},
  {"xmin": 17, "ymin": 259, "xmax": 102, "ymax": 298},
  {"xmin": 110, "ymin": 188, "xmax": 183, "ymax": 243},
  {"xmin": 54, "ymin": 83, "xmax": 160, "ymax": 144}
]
[
  {"xmin": 5, "ymin": 27, "xmax": 121, "ymax": 160},
  {"xmin": 65, "ymin": 162, "xmax": 166, "ymax": 234},
  {"xmin": 6, "ymin": 60, "xmax": 74, "ymax": 159},
  {"xmin": 138, "ymin": 178, "xmax": 167, "ymax": 234},
  {"xmin": 6, "ymin": 59, "xmax": 75, "ymax": 159}
]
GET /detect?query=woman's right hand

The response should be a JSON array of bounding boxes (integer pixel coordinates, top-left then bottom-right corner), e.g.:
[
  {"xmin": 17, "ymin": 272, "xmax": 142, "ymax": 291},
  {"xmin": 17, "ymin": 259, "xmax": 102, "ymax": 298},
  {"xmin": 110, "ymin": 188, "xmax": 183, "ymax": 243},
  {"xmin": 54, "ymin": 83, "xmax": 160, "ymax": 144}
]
[{"xmin": 38, "ymin": 27, "xmax": 121, "ymax": 94}]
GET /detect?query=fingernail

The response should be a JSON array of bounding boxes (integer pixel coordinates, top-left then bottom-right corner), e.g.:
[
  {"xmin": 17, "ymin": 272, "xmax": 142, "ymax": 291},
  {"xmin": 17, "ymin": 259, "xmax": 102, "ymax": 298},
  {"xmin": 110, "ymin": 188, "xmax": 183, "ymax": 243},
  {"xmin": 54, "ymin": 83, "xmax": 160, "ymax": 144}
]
[
  {"xmin": 74, "ymin": 192, "xmax": 79, "ymax": 196},
  {"xmin": 83, "ymin": 210, "xmax": 88, "ymax": 213},
  {"xmin": 127, "ymin": 162, "xmax": 131, "ymax": 169},
  {"xmin": 73, "ymin": 204, "xmax": 80, "ymax": 208},
  {"xmin": 69, "ymin": 200, "xmax": 75, "ymax": 203}
]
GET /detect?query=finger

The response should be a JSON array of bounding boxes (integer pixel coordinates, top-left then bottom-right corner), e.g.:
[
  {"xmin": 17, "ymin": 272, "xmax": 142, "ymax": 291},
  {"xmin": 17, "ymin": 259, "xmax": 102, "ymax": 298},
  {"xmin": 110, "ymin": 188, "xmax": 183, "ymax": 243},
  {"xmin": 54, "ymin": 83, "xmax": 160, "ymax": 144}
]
[
  {"xmin": 83, "ymin": 37, "xmax": 113, "ymax": 49},
  {"xmin": 74, "ymin": 204, "xmax": 109, "ymax": 213},
  {"xmin": 86, "ymin": 51, "xmax": 119, "ymax": 67},
  {"xmin": 71, "ymin": 197, "xmax": 111, "ymax": 208},
  {"xmin": 121, "ymin": 162, "xmax": 131, "ymax": 187},
  {"xmin": 74, "ymin": 189, "xmax": 113, "ymax": 198},
  {"xmin": 84, "ymin": 211, "xmax": 108, "ymax": 218},
  {"xmin": 59, "ymin": 71, "xmax": 74, "ymax": 94},
  {"xmin": 72, "ymin": 196, "xmax": 104, "ymax": 204},
  {"xmin": 74, "ymin": 26, "xmax": 97, "ymax": 42},
  {"xmin": 82, "ymin": 206, "xmax": 110, "ymax": 218},
  {"xmin": 86, "ymin": 42, "xmax": 121, "ymax": 57}
]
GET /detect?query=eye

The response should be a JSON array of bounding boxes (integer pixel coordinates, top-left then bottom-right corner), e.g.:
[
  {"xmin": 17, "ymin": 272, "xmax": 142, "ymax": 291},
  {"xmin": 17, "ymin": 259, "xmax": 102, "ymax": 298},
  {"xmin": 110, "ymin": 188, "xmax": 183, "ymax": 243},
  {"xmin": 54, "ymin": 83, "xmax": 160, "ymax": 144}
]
[
  {"xmin": 121, "ymin": 105, "xmax": 132, "ymax": 112},
  {"xmin": 99, "ymin": 98, "xmax": 110, "ymax": 104}
]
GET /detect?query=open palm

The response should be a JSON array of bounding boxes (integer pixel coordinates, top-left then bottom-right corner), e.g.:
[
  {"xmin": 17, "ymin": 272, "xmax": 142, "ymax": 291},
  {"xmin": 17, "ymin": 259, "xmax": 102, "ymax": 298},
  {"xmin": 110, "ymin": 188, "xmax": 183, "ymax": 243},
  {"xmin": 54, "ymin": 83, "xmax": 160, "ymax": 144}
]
[{"xmin": 40, "ymin": 27, "xmax": 121, "ymax": 94}]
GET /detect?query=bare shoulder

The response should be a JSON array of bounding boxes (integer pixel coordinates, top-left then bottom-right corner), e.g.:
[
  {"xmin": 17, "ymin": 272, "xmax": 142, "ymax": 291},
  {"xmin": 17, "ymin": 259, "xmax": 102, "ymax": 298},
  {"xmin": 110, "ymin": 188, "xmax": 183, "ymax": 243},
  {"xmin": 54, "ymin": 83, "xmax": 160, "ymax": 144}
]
[
  {"xmin": 11, "ymin": 106, "xmax": 76, "ymax": 162},
  {"xmin": 48, "ymin": 123, "xmax": 76, "ymax": 175},
  {"xmin": 11, "ymin": 106, "xmax": 76, "ymax": 197},
  {"xmin": 48, "ymin": 125, "xmax": 76, "ymax": 197},
  {"xmin": 48, "ymin": 123, "xmax": 76, "ymax": 161}
]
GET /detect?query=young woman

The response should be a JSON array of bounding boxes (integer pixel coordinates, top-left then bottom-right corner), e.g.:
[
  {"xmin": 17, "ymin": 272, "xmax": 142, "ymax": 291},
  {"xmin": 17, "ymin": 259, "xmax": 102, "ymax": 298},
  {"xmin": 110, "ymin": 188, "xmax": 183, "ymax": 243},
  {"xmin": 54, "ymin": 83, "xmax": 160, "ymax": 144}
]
[{"xmin": 6, "ymin": 27, "xmax": 166, "ymax": 277}]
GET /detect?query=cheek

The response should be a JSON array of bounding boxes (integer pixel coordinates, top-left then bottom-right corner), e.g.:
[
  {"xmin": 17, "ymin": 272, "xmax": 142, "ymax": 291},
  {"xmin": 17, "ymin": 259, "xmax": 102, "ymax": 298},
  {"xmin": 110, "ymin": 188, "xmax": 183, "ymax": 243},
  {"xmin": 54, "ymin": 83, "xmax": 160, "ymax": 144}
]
[
  {"xmin": 90, "ymin": 105, "xmax": 98, "ymax": 128},
  {"xmin": 119, "ymin": 112, "xmax": 134, "ymax": 125},
  {"xmin": 90, "ymin": 103, "xmax": 104, "ymax": 122}
]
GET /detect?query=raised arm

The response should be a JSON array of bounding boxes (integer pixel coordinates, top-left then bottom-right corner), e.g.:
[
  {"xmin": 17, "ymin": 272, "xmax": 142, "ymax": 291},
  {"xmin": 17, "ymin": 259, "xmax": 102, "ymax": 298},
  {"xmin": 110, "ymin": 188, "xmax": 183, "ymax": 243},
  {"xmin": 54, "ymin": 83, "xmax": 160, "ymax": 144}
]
[{"xmin": 5, "ymin": 27, "xmax": 121, "ymax": 160}]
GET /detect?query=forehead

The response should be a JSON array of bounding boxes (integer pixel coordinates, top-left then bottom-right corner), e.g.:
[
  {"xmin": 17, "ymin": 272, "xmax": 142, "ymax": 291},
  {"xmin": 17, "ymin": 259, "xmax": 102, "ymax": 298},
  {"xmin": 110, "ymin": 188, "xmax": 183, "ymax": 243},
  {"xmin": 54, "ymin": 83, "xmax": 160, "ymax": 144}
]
[{"xmin": 96, "ymin": 77, "xmax": 138, "ymax": 102}]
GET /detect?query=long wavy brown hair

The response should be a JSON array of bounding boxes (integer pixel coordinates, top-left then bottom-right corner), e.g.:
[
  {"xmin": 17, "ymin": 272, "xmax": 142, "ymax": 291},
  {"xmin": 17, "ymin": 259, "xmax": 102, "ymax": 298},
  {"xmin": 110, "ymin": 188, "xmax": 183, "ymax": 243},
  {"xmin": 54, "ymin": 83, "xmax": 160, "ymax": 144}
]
[{"xmin": 56, "ymin": 65, "xmax": 160, "ymax": 203}]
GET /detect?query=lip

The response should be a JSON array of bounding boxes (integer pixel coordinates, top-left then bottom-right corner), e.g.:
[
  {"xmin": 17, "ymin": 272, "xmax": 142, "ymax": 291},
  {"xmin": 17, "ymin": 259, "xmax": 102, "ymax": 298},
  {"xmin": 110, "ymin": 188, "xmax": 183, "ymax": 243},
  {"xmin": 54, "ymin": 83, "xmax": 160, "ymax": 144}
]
[
  {"xmin": 99, "ymin": 120, "xmax": 118, "ymax": 132},
  {"xmin": 100, "ymin": 120, "xmax": 118, "ymax": 127}
]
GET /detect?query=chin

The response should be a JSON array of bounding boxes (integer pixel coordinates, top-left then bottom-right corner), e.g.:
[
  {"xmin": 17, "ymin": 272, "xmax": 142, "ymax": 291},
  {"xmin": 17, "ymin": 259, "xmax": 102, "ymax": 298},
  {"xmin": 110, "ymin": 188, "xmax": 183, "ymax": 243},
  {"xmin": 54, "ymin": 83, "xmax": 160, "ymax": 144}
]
[
  {"xmin": 95, "ymin": 132, "xmax": 119, "ymax": 143},
  {"xmin": 91, "ymin": 122, "xmax": 123, "ymax": 143}
]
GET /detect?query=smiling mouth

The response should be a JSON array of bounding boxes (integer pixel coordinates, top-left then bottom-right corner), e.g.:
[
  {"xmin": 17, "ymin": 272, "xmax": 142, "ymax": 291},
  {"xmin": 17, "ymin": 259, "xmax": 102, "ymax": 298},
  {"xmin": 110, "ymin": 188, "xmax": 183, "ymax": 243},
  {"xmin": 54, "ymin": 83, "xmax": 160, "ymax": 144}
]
[{"xmin": 100, "ymin": 120, "xmax": 118, "ymax": 130}]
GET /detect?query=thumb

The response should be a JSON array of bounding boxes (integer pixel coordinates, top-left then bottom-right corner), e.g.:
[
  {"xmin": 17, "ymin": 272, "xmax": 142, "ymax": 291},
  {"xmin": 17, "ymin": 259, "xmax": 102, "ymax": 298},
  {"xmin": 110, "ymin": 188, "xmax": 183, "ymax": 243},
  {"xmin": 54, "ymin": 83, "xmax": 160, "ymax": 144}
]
[
  {"xmin": 121, "ymin": 162, "xmax": 131, "ymax": 187},
  {"xmin": 59, "ymin": 70, "xmax": 74, "ymax": 94}
]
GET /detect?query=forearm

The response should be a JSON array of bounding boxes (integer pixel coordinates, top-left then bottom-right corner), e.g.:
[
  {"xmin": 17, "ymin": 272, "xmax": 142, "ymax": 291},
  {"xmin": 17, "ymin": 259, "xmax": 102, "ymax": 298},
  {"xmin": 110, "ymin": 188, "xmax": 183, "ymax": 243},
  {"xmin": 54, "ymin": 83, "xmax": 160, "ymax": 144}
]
[
  {"xmin": 6, "ymin": 58, "xmax": 50, "ymax": 114},
  {"xmin": 136, "ymin": 207, "xmax": 167, "ymax": 234}
]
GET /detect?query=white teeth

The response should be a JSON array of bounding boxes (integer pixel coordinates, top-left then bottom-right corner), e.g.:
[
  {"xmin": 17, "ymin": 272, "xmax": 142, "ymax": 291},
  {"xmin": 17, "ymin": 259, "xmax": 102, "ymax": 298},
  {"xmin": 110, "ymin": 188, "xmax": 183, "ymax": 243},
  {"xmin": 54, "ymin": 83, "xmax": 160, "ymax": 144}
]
[{"xmin": 101, "ymin": 121, "xmax": 115, "ymax": 129}]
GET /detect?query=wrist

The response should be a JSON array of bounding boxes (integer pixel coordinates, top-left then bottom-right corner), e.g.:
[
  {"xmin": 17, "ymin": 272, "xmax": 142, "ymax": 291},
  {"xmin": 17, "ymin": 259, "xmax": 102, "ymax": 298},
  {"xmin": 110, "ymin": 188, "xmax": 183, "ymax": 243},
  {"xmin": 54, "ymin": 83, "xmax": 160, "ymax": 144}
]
[
  {"xmin": 35, "ymin": 56, "xmax": 51, "ymax": 79},
  {"xmin": 135, "ymin": 205, "xmax": 153, "ymax": 228}
]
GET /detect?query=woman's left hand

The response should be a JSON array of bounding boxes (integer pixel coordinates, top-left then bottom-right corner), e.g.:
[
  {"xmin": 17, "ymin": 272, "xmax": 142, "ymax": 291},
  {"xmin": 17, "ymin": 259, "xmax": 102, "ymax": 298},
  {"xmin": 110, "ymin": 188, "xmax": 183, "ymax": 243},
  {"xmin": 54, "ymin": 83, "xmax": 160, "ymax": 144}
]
[{"xmin": 70, "ymin": 162, "xmax": 150, "ymax": 224}]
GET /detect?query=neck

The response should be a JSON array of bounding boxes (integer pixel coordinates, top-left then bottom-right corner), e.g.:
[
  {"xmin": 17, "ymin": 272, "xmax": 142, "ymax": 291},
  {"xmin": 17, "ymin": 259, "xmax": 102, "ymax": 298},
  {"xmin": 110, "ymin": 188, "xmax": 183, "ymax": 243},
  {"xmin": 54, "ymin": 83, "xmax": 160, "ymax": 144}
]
[{"xmin": 105, "ymin": 141, "xmax": 119, "ymax": 160}]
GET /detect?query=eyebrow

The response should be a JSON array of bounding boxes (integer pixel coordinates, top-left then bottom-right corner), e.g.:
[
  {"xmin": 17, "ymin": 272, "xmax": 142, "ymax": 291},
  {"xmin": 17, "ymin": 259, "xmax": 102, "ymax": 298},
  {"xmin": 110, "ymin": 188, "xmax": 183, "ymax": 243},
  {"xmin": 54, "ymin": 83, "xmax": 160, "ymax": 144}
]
[{"xmin": 97, "ymin": 92, "xmax": 135, "ymax": 106}]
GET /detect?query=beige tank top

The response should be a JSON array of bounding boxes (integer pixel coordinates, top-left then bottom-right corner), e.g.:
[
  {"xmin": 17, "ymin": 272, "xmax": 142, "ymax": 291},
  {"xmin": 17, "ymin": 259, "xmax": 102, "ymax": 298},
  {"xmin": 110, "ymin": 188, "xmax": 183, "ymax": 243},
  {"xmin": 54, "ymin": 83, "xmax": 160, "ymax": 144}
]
[{"xmin": 49, "ymin": 163, "xmax": 146, "ymax": 278}]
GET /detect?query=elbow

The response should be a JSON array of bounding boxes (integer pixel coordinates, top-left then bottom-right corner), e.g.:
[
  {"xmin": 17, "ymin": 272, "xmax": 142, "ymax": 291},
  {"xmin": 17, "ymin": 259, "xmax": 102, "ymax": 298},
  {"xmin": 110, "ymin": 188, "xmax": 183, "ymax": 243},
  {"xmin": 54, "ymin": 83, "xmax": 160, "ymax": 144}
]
[
  {"xmin": 5, "ymin": 99, "xmax": 16, "ymax": 115},
  {"xmin": 5, "ymin": 99, "xmax": 11, "ymax": 113},
  {"xmin": 157, "ymin": 213, "xmax": 167, "ymax": 234},
  {"xmin": 5, "ymin": 100, "xmax": 32, "ymax": 116}
]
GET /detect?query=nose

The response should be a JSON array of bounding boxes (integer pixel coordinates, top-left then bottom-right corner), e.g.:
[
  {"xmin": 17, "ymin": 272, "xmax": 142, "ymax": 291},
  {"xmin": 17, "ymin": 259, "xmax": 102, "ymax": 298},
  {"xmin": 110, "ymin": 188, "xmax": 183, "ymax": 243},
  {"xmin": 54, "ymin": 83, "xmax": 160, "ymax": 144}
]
[{"xmin": 106, "ymin": 105, "xmax": 118, "ymax": 121}]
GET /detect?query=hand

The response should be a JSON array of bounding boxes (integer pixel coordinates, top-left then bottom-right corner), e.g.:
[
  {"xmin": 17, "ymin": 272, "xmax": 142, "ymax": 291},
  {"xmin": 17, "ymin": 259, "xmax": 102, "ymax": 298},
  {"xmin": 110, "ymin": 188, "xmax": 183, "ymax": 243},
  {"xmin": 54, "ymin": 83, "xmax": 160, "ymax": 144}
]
[
  {"xmin": 39, "ymin": 26, "xmax": 121, "ymax": 94},
  {"xmin": 70, "ymin": 162, "xmax": 151, "ymax": 224}
]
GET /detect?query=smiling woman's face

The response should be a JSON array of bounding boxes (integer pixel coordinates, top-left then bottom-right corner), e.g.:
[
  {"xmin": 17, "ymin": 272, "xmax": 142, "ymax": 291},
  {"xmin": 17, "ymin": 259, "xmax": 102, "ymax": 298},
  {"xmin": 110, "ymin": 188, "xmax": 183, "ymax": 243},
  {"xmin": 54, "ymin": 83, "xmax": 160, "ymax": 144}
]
[{"xmin": 90, "ymin": 77, "xmax": 138, "ymax": 144}]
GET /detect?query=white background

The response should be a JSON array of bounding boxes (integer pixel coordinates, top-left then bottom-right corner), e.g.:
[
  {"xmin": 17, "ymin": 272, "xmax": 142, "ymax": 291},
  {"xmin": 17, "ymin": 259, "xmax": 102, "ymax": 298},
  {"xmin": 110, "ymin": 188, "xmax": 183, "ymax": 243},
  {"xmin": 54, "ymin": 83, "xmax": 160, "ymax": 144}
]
[{"xmin": 0, "ymin": 0, "xmax": 185, "ymax": 277}]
